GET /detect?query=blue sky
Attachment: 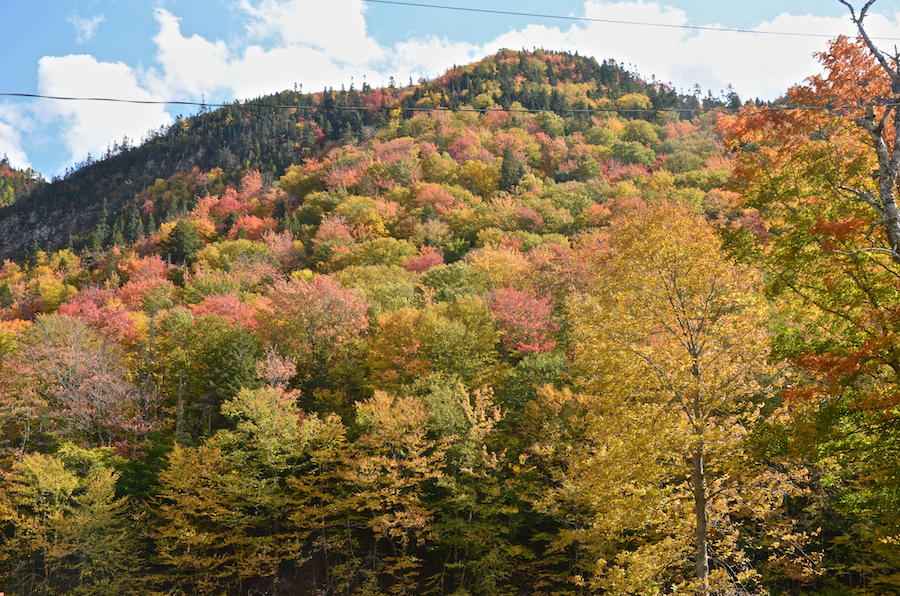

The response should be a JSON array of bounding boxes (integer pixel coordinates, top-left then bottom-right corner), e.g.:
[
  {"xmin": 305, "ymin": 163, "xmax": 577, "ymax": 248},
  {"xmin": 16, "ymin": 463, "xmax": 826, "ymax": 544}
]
[{"xmin": 4, "ymin": 0, "xmax": 900, "ymax": 177}]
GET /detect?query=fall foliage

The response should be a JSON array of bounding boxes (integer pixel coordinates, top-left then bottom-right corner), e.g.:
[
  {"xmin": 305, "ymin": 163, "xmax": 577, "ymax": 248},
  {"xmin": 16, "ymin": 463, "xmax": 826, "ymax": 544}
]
[
  {"xmin": 720, "ymin": 11, "xmax": 900, "ymax": 590},
  {"xmin": 2, "ymin": 39, "xmax": 898, "ymax": 595}
]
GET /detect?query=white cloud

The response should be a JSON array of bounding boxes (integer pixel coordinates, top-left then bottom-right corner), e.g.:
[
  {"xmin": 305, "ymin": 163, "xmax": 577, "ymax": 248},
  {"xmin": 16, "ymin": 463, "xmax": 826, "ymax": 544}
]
[
  {"xmin": 146, "ymin": 9, "xmax": 234, "ymax": 99},
  {"xmin": 37, "ymin": 54, "xmax": 172, "ymax": 171},
  {"xmin": 239, "ymin": 0, "xmax": 384, "ymax": 65},
  {"xmin": 225, "ymin": 44, "xmax": 369, "ymax": 99},
  {"xmin": 388, "ymin": 36, "xmax": 482, "ymax": 82},
  {"xmin": 68, "ymin": 11, "xmax": 105, "ymax": 44},
  {"xmin": 147, "ymin": 8, "xmax": 381, "ymax": 100},
  {"xmin": 0, "ymin": 104, "xmax": 31, "ymax": 170}
]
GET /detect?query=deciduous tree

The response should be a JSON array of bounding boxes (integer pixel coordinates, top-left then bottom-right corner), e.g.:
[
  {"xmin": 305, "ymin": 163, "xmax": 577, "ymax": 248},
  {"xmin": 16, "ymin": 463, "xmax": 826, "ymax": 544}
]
[
  {"xmin": 486, "ymin": 286, "xmax": 558, "ymax": 356},
  {"xmin": 9, "ymin": 314, "xmax": 157, "ymax": 449},
  {"xmin": 257, "ymin": 276, "xmax": 369, "ymax": 399},
  {"xmin": 567, "ymin": 200, "xmax": 809, "ymax": 593},
  {"xmin": 0, "ymin": 447, "xmax": 139, "ymax": 595}
]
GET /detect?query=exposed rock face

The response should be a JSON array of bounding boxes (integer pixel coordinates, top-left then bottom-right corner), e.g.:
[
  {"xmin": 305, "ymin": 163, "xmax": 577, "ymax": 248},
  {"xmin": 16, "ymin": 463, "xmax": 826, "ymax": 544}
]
[{"xmin": 0, "ymin": 200, "xmax": 109, "ymax": 261}]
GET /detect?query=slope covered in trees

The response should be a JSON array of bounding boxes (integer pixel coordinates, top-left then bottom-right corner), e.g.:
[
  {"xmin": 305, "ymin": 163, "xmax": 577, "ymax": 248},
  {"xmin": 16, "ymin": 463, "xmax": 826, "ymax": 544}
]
[
  {"xmin": 0, "ymin": 39, "xmax": 894, "ymax": 595},
  {"xmin": 0, "ymin": 50, "xmax": 719, "ymax": 261}
]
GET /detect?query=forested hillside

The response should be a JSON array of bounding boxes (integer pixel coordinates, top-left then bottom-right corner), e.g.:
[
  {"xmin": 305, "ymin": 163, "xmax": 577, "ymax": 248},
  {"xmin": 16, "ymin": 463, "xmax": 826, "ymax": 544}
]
[
  {"xmin": 0, "ymin": 44, "xmax": 897, "ymax": 596},
  {"xmin": 0, "ymin": 50, "xmax": 715, "ymax": 261}
]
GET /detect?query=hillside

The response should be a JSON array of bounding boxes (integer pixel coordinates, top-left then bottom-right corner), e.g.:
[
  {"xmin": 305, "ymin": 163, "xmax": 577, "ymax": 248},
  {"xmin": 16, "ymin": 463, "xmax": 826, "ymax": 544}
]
[
  {"xmin": 0, "ymin": 49, "xmax": 721, "ymax": 260},
  {"xmin": 0, "ymin": 156, "xmax": 43, "ymax": 208}
]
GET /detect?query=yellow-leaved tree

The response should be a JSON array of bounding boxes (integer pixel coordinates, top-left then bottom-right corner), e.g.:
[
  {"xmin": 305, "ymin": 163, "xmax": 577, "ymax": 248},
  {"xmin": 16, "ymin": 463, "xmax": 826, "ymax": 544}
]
[{"xmin": 563, "ymin": 199, "xmax": 814, "ymax": 594}]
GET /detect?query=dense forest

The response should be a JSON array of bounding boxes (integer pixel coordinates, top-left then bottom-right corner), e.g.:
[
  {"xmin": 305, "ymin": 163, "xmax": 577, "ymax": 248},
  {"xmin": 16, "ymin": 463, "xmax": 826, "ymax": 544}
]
[{"xmin": 0, "ymin": 37, "xmax": 898, "ymax": 596}]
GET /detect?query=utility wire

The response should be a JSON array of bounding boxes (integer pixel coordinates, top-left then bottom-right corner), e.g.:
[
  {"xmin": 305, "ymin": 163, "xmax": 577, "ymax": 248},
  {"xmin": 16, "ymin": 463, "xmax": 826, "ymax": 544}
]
[
  {"xmin": 362, "ymin": 0, "xmax": 900, "ymax": 41},
  {"xmin": 0, "ymin": 93, "xmax": 238, "ymax": 109},
  {"xmin": 0, "ymin": 91, "xmax": 895, "ymax": 116}
]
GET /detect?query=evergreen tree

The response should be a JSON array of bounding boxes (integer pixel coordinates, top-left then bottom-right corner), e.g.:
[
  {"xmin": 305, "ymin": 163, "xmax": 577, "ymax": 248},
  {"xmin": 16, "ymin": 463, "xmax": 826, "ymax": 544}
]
[
  {"xmin": 498, "ymin": 145, "xmax": 526, "ymax": 192},
  {"xmin": 0, "ymin": 282, "xmax": 14, "ymax": 308},
  {"xmin": 163, "ymin": 220, "xmax": 201, "ymax": 265}
]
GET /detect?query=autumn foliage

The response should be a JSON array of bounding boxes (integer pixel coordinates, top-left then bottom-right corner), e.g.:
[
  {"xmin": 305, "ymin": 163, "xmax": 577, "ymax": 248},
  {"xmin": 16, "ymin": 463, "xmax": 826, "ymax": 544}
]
[{"xmin": 1, "ymin": 44, "xmax": 888, "ymax": 595}]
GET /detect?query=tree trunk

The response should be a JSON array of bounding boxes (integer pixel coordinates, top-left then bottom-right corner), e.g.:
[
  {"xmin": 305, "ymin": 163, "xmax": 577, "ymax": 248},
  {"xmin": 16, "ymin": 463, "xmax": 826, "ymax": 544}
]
[
  {"xmin": 860, "ymin": 104, "xmax": 900, "ymax": 263},
  {"xmin": 842, "ymin": 1, "xmax": 900, "ymax": 263},
  {"xmin": 692, "ymin": 446, "xmax": 710, "ymax": 595},
  {"xmin": 876, "ymin": 154, "xmax": 900, "ymax": 263},
  {"xmin": 175, "ymin": 371, "xmax": 188, "ymax": 445}
]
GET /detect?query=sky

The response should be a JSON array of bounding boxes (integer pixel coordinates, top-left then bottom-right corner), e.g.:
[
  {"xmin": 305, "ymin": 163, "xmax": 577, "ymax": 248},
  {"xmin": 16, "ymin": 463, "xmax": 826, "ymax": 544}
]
[{"xmin": 4, "ymin": 0, "xmax": 900, "ymax": 178}]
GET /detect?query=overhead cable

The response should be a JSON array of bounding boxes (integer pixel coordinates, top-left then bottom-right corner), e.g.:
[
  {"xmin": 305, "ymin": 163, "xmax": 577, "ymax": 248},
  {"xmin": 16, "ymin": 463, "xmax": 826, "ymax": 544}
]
[
  {"xmin": 0, "ymin": 91, "xmax": 895, "ymax": 117},
  {"xmin": 361, "ymin": 0, "xmax": 900, "ymax": 41}
]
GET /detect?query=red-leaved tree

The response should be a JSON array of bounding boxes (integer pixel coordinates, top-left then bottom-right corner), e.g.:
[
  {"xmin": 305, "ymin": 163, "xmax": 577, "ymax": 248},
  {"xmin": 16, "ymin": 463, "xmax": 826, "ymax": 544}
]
[
  {"xmin": 10, "ymin": 314, "xmax": 158, "ymax": 449},
  {"xmin": 486, "ymin": 286, "xmax": 558, "ymax": 355},
  {"xmin": 257, "ymin": 276, "xmax": 370, "ymax": 393}
]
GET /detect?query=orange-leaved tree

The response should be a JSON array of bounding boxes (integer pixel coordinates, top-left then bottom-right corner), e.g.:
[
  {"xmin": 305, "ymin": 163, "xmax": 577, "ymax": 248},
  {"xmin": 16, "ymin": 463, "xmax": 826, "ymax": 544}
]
[
  {"xmin": 718, "ymin": 8, "xmax": 900, "ymax": 410},
  {"xmin": 719, "ymin": 3, "xmax": 900, "ymax": 590}
]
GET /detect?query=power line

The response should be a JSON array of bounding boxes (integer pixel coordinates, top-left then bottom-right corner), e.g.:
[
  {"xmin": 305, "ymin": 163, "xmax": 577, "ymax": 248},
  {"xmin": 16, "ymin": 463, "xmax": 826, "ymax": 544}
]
[
  {"xmin": 0, "ymin": 91, "xmax": 894, "ymax": 117},
  {"xmin": 0, "ymin": 93, "xmax": 234, "ymax": 109},
  {"xmin": 362, "ymin": 0, "xmax": 900, "ymax": 41}
]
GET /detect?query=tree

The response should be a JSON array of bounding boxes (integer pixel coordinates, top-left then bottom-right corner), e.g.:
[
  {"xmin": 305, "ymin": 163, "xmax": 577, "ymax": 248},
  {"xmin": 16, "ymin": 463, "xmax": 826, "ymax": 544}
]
[
  {"xmin": 721, "ymin": 30, "xmax": 900, "ymax": 261},
  {"xmin": 153, "ymin": 386, "xmax": 304, "ymax": 595},
  {"xmin": 486, "ymin": 286, "xmax": 558, "ymax": 356},
  {"xmin": 284, "ymin": 412, "xmax": 356, "ymax": 594},
  {"xmin": 156, "ymin": 309, "xmax": 260, "ymax": 440},
  {"xmin": 0, "ymin": 447, "xmax": 140, "ymax": 595},
  {"xmin": 4, "ymin": 314, "xmax": 157, "ymax": 449},
  {"xmin": 366, "ymin": 296, "xmax": 500, "ymax": 393},
  {"xmin": 153, "ymin": 444, "xmax": 254, "ymax": 595},
  {"xmin": 839, "ymin": 1, "xmax": 900, "ymax": 261},
  {"xmin": 567, "ymin": 200, "xmax": 808, "ymax": 593},
  {"xmin": 419, "ymin": 382, "xmax": 522, "ymax": 595},
  {"xmin": 257, "ymin": 275, "xmax": 370, "ymax": 401},
  {"xmin": 498, "ymin": 145, "xmax": 527, "ymax": 192},
  {"xmin": 344, "ymin": 391, "xmax": 448, "ymax": 593},
  {"xmin": 720, "ymin": 7, "xmax": 900, "ymax": 590},
  {"xmin": 162, "ymin": 219, "xmax": 202, "ymax": 265},
  {"xmin": 0, "ymin": 281, "xmax": 15, "ymax": 308},
  {"xmin": 58, "ymin": 287, "xmax": 139, "ymax": 346}
]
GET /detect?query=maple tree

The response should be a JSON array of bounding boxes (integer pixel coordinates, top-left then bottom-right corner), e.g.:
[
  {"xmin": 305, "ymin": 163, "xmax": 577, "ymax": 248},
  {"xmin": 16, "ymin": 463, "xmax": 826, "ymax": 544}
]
[
  {"xmin": 6, "ymin": 314, "xmax": 157, "ymax": 449},
  {"xmin": 257, "ymin": 275, "xmax": 370, "ymax": 401},
  {"xmin": 58, "ymin": 287, "xmax": 139, "ymax": 346},
  {"xmin": 718, "ymin": 10, "xmax": 900, "ymax": 406},
  {"xmin": 486, "ymin": 285, "xmax": 559, "ymax": 356},
  {"xmin": 402, "ymin": 245, "xmax": 445, "ymax": 273}
]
